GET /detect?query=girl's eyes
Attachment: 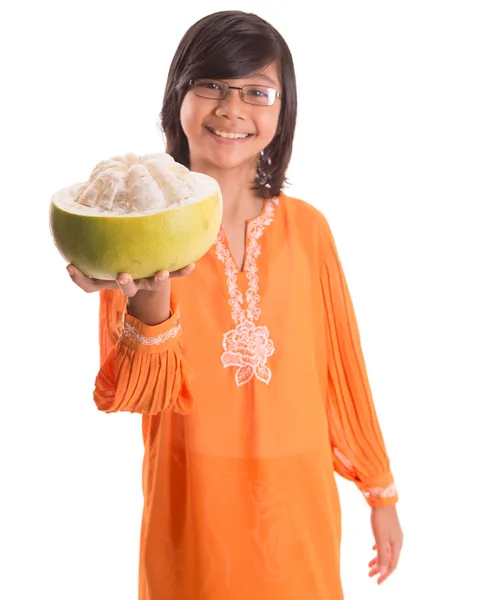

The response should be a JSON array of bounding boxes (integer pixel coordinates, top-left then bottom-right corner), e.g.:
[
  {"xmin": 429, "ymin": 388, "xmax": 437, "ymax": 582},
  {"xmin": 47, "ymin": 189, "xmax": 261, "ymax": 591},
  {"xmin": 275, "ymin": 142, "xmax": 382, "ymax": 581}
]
[
  {"xmin": 196, "ymin": 82, "xmax": 268, "ymax": 96},
  {"xmin": 200, "ymin": 82, "xmax": 222, "ymax": 91},
  {"xmin": 245, "ymin": 88, "xmax": 268, "ymax": 97}
]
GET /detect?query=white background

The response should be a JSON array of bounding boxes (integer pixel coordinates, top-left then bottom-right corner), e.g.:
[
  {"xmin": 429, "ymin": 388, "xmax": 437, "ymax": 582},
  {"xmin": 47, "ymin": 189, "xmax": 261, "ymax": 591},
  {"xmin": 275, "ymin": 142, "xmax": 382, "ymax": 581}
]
[{"xmin": 1, "ymin": 1, "xmax": 477, "ymax": 598}]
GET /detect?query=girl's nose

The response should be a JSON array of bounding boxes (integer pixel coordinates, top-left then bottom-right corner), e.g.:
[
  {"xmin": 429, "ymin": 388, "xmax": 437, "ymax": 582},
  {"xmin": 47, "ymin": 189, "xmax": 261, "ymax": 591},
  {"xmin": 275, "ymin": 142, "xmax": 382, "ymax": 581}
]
[{"xmin": 215, "ymin": 88, "xmax": 246, "ymax": 120}]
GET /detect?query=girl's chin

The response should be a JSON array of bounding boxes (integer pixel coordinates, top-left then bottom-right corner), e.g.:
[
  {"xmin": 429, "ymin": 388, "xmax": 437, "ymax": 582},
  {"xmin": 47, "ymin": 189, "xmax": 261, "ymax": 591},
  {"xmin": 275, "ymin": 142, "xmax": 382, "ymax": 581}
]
[{"xmin": 195, "ymin": 151, "xmax": 259, "ymax": 173}]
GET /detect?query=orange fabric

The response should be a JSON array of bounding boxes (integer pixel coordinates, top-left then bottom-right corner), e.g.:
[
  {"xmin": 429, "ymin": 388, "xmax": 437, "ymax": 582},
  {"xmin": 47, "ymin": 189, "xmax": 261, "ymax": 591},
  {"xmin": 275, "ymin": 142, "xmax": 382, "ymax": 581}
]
[
  {"xmin": 94, "ymin": 194, "xmax": 398, "ymax": 600},
  {"xmin": 98, "ymin": 288, "xmax": 126, "ymax": 365}
]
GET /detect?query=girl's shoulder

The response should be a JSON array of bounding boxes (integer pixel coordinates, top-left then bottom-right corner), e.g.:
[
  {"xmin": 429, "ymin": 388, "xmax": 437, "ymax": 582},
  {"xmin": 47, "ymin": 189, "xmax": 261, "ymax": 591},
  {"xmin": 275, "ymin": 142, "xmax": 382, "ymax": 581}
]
[{"xmin": 278, "ymin": 192, "xmax": 333, "ymax": 240}]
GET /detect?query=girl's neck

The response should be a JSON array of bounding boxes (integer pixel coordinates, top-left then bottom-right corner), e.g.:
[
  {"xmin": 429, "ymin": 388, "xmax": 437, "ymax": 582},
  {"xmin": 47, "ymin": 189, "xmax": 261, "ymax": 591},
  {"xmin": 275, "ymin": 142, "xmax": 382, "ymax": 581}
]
[{"xmin": 190, "ymin": 159, "xmax": 263, "ymax": 228}]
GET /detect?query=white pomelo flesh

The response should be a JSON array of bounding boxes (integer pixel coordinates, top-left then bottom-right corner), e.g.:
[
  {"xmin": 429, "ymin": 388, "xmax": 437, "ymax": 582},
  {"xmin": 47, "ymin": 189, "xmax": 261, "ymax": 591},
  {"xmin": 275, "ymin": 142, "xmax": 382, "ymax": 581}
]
[{"xmin": 49, "ymin": 153, "xmax": 223, "ymax": 280}]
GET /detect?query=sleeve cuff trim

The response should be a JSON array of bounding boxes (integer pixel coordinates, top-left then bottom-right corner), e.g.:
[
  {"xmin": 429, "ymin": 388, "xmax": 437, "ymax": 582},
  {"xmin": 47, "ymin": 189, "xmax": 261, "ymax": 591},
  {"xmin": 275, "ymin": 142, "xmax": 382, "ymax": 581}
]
[{"xmin": 123, "ymin": 317, "xmax": 181, "ymax": 346}]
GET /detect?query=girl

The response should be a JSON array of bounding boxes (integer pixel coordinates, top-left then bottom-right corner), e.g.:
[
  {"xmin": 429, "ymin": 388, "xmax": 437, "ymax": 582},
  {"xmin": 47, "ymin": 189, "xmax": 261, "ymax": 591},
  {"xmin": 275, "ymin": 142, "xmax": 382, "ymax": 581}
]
[{"xmin": 68, "ymin": 10, "xmax": 403, "ymax": 600}]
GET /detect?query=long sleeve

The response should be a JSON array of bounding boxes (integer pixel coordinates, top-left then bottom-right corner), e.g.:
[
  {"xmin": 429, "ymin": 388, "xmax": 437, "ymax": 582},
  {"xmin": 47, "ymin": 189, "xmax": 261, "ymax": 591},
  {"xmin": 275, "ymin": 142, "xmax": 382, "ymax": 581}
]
[
  {"xmin": 94, "ymin": 293, "xmax": 194, "ymax": 415},
  {"xmin": 99, "ymin": 289, "xmax": 127, "ymax": 366},
  {"xmin": 320, "ymin": 216, "xmax": 398, "ymax": 508}
]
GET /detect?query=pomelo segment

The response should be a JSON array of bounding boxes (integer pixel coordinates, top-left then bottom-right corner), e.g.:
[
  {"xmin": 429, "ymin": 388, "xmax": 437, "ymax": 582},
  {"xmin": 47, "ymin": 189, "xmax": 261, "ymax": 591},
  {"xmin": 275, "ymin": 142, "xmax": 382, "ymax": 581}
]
[{"xmin": 49, "ymin": 153, "xmax": 223, "ymax": 280}]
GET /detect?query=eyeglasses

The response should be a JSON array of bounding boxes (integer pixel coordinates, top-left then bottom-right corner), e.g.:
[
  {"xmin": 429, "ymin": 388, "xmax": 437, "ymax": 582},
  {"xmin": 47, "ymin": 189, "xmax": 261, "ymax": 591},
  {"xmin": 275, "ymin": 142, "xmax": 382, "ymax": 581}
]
[{"xmin": 189, "ymin": 79, "xmax": 281, "ymax": 107}]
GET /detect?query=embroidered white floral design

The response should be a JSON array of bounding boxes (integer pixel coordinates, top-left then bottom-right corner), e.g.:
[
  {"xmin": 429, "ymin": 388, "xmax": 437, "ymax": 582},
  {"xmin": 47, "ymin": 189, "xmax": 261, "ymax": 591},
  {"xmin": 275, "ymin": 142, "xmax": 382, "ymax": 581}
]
[
  {"xmin": 123, "ymin": 320, "xmax": 181, "ymax": 345},
  {"xmin": 222, "ymin": 320, "xmax": 275, "ymax": 386},
  {"xmin": 363, "ymin": 484, "xmax": 398, "ymax": 499},
  {"xmin": 215, "ymin": 199, "xmax": 277, "ymax": 386}
]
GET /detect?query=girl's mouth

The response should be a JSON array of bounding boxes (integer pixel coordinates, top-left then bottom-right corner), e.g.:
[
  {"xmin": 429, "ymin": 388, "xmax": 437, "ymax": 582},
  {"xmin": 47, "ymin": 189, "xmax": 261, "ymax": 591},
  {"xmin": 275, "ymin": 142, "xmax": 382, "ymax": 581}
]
[{"xmin": 206, "ymin": 127, "xmax": 254, "ymax": 140}]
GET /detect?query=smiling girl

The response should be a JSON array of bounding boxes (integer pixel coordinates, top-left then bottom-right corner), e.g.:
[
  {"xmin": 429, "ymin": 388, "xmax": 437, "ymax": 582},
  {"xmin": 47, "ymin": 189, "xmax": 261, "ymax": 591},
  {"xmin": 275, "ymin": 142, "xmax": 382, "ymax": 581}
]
[{"xmin": 68, "ymin": 10, "xmax": 403, "ymax": 600}]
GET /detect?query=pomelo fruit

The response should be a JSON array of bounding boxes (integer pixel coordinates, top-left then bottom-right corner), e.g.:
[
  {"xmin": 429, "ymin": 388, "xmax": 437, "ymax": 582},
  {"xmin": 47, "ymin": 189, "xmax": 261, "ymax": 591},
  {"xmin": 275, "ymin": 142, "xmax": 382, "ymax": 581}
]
[{"xmin": 49, "ymin": 152, "xmax": 222, "ymax": 280}]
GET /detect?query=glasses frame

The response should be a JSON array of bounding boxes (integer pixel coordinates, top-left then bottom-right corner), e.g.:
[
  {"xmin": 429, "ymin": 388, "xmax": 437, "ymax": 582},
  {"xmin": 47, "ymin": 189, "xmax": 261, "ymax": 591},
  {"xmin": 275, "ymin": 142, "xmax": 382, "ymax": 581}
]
[{"xmin": 189, "ymin": 79, "xmax": 281, "ymax": 106}]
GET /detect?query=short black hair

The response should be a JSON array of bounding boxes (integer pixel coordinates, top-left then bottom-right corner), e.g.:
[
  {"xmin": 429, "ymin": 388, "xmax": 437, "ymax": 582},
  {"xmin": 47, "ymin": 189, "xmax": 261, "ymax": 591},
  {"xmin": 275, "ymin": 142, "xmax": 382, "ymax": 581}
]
[{"xmin": 159, "ymin": 10, "xmax": 297, "ymax": 199}]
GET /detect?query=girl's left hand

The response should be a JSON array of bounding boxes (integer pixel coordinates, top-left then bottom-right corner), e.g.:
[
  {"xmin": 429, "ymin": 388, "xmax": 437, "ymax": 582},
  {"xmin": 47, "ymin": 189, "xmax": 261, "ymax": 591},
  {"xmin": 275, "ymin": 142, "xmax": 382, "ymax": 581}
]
[{"xmin": 368, "ymin": 505, "xmax": 403, "ymax": 584}]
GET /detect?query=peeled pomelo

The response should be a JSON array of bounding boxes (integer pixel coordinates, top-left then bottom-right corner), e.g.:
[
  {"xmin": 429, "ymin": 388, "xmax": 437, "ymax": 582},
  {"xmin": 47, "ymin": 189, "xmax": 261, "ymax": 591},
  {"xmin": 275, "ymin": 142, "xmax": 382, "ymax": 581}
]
[{"xmin": 49, "ymin": 152, "xmax": 222, "ymax": 280}]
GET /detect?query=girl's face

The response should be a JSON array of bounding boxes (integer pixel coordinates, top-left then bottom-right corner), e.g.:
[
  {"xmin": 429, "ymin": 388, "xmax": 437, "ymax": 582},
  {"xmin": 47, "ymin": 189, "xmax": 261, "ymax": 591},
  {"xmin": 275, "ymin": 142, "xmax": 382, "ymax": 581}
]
[{"xmin": 180, "ymin": 62, "xmax": 282, "ymax": 173}]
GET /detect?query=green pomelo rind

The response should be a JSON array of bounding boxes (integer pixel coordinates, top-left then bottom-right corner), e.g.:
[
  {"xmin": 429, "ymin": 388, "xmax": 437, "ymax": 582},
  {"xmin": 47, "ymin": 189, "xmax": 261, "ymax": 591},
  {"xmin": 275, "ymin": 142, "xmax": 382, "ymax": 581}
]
[{"xmin": 49, "ymin": 183, "xmax": 223, "ymax": 279}]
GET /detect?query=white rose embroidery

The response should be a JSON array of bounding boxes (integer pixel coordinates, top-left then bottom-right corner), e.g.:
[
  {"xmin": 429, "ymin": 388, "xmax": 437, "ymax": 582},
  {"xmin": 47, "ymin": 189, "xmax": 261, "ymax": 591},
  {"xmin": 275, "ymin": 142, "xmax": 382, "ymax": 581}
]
[
  {"xmin": 215, "ymin": 199, "xmax": 277, "ymax": 386},
  {"xmin": 221, "ymin": 320, "xmax": 275, "ymax": 386}
]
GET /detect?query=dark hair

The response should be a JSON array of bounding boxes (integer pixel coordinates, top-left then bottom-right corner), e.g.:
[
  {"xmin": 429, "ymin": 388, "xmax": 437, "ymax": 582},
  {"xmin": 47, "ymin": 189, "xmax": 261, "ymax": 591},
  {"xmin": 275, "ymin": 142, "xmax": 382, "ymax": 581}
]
[{"xmin": 159, "ymin": 10, "xmax": 297, "ymax": 199}]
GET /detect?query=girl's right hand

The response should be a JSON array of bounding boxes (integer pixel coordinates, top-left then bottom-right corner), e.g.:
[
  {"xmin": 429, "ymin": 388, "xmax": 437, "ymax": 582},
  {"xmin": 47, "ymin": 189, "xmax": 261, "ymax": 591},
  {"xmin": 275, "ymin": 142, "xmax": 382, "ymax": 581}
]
[{"xmin": 66, "ymin": 263, "xmax": 195, "ymax": 297}]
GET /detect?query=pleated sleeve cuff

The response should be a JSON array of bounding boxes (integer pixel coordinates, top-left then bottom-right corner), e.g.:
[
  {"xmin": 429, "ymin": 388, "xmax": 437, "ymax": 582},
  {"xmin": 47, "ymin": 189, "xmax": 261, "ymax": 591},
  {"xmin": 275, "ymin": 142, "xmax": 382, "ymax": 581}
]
[
  {"xmin": 332, "ymin": 447, "xmax": 398, "ymax": 507},
  {"xmin": 361, "ymin": 482, "xmax": 398, "ymax": 508},
  {"xmin": 93, "ymin": 308, "xmax": 194, "ymax": 415},
  {"xmin": 356, "ymin": 472, "xmax": 398, "ymax": 508}
]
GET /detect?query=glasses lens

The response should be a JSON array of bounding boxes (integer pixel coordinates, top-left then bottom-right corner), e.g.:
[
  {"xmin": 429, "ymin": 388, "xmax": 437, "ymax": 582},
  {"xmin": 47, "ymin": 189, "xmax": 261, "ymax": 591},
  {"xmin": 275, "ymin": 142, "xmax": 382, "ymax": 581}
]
[
  {"xmin": 193, "ymin": 79, "xmax": 225, "ymax": 99},
  {"xmin": 191, "ymin": 80, "xmax": 278, "ymax": 106},
  {"xmin": 242, "ymin": 86, "xmax": 276, "ymax": 106}
]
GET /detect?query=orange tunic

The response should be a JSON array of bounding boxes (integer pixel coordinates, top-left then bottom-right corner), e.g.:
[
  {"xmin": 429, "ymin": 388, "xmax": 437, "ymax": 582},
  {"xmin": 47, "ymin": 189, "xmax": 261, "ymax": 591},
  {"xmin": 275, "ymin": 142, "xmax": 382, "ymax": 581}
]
[{"xmin": 94, "ymin": 193, "xmax": 398, "ymax": 600}]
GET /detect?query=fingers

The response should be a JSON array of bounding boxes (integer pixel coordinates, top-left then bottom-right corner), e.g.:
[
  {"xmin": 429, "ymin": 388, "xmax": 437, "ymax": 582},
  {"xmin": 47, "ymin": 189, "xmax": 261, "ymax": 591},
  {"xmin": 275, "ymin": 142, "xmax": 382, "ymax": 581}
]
[
  {"xmin": 369, "ymin": 506, "xmax": 403, "ymax": 585},
  {"xmin": 378, "ymin": 538, "xmax": 402, "ymax": 585},
  {"xmin": 67, "ymin": 265, "xmax": 116, "ymax": 292},
  {"xmin": 369, "ymin": 538, "xmax": 402, "ymax": 585},
  {"xmin": 116, "ymin": 273, "xmax": 140, "ymax": 297},
  {"xmin": 368, "ymin": 541, "xmax": 389, "ymax": 583},
  {"xmin": 368, "ymin": 551, "xmax": 382, "ymax": 578},
  {"xmin": 152, "ymin": 270, "xmax": 170, "ymax": 285},
  {"xmin": 116, "ymin": 270, "xmax": 170, "ymax": 297},
  {"xmin": 375, "ymin": 538, "xmax": 389, "ymax": 578},
  {"xmin": 67, "ymin": 262, "xmax": 196, "ymax": 297},
  {"xmin": 117, "ymin": 263, "xmax": 195, "ymax": 295}
]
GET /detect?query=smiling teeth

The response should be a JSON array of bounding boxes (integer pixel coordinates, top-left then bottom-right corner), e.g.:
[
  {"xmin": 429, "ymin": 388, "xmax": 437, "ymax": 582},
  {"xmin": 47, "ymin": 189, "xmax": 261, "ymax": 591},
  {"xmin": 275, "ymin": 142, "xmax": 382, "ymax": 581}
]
[{"xmin": 211, "ymin": 129, "xmax": 250, "ymax": 139}]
